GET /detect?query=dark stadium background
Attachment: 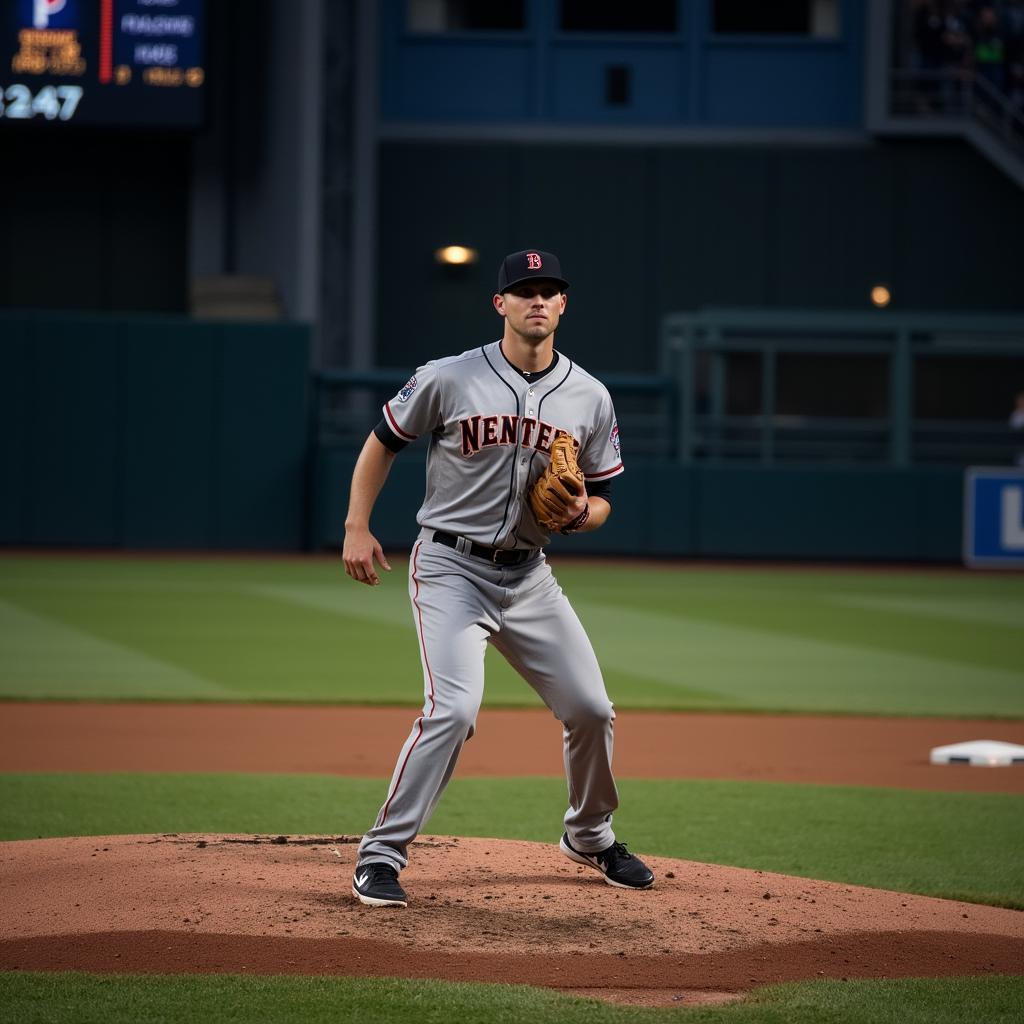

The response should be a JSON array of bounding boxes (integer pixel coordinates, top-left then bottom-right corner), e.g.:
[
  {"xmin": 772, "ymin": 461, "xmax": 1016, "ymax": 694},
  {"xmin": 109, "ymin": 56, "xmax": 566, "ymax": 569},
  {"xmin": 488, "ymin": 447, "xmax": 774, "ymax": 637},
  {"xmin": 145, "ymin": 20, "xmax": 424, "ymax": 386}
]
[{"xmin": 2, "ymin": 0, "xmax": 1022, "ymax": 560}]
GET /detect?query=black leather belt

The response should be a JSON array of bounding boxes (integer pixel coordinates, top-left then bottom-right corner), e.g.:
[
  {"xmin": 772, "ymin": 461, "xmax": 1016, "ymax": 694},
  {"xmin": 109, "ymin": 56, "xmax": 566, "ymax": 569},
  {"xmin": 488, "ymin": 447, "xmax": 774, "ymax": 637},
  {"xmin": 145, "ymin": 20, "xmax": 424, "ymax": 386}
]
[{"xmin": 432, "ymin": 531, "xmax": 536, "ymax": 566}]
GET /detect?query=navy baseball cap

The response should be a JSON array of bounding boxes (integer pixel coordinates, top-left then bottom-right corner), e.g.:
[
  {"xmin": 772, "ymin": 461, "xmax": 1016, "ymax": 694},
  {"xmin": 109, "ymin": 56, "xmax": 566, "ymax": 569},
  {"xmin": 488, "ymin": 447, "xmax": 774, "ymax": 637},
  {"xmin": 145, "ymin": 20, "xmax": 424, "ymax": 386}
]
[{"xmin": 497, "ymin": 250, "xmax": 569, "ymax": 293}]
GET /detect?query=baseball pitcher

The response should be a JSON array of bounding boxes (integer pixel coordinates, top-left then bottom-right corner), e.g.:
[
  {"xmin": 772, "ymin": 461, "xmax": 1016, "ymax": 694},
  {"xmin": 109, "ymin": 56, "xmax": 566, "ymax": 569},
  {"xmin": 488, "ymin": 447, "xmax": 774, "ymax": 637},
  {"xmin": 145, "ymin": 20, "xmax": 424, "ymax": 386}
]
[{"xmin": 343, "ymin": 249, "xmax": 654, "ymax": 907}]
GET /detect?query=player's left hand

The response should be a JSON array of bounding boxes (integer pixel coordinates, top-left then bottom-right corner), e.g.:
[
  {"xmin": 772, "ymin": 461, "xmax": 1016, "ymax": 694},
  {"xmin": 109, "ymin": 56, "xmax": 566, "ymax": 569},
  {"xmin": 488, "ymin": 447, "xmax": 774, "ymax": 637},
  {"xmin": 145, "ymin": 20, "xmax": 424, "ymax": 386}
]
[
  {"xmin": 555, "ymin": 491, "xmax": 589, "ymax": 529},
  {"xmin": 529, "ymin": 432, "xmax": 589, "ymax": 530}
]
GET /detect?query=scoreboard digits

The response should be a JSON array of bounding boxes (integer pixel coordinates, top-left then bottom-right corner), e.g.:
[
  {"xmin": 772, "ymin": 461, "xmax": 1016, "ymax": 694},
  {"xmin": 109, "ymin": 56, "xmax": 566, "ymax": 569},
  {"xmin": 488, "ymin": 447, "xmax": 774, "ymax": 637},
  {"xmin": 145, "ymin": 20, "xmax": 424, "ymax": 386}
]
[
  {"xmin": 2, "ymin": 0, "xmax": 205, "ymax": 127},
  {"xmin": 1, "ymin": 82, "xmax": 82, "ymax": 118}
]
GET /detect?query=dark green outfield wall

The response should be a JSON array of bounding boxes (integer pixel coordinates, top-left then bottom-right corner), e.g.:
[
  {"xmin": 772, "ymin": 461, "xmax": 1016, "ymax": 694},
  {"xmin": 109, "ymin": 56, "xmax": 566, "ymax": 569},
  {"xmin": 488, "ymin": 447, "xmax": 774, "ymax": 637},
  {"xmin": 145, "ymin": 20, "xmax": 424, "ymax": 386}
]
[
  {"xmin": 314, "ymin": 450, "xmax": 963, "ymax": 562},
  {"xmin": 1, "ymin": 315, "xmax": 310, "ymax": 549}
]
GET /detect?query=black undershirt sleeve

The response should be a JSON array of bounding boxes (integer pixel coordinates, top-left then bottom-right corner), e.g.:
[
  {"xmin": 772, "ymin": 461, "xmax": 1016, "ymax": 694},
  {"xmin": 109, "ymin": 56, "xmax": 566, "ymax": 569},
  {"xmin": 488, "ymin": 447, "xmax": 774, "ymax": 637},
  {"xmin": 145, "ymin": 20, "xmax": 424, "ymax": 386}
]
[
  {"xmin": 587, "ymin": 479, "xmax": 613, "ymax": 505},
  {"xmin": 374, "ymin": 418, "xmax": 409, "ymax": 453}
]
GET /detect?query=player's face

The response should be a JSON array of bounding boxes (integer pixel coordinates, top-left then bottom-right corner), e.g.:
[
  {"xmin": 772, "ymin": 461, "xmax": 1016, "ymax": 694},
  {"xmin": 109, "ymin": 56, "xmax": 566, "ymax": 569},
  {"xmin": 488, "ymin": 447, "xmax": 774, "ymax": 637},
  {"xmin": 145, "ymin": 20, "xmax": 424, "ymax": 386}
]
[{"xmin": 494, "ymin": 281, "xmax": 567, "ymax": 342}]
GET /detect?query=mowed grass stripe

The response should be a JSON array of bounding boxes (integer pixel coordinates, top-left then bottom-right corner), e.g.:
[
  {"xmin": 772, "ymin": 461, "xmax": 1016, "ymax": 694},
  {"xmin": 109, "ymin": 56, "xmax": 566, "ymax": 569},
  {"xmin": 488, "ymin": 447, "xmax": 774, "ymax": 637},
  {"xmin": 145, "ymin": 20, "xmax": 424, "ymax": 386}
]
[
  {"xmin": 828, "ymin": 593, "xmax": 1024, "ymax": 630},
  {"xmin": 1, "ymin": 556, "xmax": 1022, "ymax": 715},
  {"xmin": 1, "ymin": 973, "xmax": 1022, "ymax": 1024},
  {"xmin": 256, "ymin": 582, "xmax": 1024, "ymax": 713},
  {"xmin": 0, "ymin": 600, "xmax": 231, "ymax": 701},
  {"xmin": 555, "ymin": 563, "xmax": 1024, "ymax": 675},
  {"xmin": 571, "ymin": 598, "xmax": 1023, "ymax": 715},
  {"xmin": 2, "ymin": 773, "xmax": 1021, "ymax": 908},
  {"xmin": 0, "ymin": 584, "xmax": 420, "ymax": 704}
]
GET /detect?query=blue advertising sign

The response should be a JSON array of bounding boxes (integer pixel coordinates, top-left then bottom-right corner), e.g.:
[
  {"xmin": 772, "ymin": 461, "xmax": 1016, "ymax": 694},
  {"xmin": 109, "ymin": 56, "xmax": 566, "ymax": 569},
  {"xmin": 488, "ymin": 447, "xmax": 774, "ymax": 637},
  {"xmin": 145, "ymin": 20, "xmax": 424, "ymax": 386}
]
[{"xmin": 964, "ymin": 468, "xmax": 1024, "ymax": 568}]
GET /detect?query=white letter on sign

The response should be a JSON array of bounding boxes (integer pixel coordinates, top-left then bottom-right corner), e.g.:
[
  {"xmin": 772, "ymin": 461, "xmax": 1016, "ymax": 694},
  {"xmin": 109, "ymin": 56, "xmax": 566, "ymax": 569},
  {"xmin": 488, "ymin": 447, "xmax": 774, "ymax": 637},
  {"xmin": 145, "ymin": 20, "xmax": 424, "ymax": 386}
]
[{"xmin": 1001, "ymin": 486, "xmax": 1024, "ymax": 549}]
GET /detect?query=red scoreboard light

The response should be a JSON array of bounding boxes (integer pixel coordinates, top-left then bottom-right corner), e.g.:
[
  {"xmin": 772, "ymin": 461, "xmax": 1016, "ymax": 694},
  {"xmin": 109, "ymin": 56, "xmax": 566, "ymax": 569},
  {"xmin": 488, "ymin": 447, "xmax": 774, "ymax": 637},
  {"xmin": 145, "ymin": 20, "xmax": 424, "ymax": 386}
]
[{"xmin": 2, "ymin": 0, "xmax": 205, "ymax": 126}]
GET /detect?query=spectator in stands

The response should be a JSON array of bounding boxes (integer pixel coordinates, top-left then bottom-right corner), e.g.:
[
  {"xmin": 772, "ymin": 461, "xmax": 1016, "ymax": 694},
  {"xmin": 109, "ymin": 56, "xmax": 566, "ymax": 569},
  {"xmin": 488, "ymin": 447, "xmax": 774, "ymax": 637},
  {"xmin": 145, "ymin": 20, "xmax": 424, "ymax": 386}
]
[
  {"xmin": 1002, "ymin": 0, "xmax": 1024, "ymax": 106},
  {"xmin": 1007, "ymin": 59, "xmax": 1024, "ymax": 107},
  {"xmin": 973, "ymin": 5, "xmax": 1006, "ymax": 91},
  {"xmin": 911, "ymin": 0, "xmax": 973, "ymax": 110},
  {"xmin": 1010, "ymin": 390, "xmax": 1024, "ymax": 466}
]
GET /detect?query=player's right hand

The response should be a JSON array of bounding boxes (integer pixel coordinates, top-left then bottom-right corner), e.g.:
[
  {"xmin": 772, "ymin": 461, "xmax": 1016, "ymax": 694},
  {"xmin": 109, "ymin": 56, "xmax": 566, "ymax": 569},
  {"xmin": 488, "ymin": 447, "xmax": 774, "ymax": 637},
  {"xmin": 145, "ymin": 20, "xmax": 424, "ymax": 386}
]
[{"xmin": 342, "ymin": 526, "xmax": 392, "ymax": 586}]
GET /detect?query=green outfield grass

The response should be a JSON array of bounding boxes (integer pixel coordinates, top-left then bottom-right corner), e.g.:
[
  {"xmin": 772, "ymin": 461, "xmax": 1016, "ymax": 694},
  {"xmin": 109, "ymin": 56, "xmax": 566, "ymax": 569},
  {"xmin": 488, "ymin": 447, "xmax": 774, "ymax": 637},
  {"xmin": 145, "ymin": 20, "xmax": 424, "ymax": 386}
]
[
  {"xmin": 1, "ymin": 556, "xmax": 1022, "ymax": 715},
  {"xmin": 1, "ymin": 973, "xmax": 1022, "ymax": 1024},
  {"xmin": 2, "ymin": 773, "xmax": 1021, "ymax": 908}
]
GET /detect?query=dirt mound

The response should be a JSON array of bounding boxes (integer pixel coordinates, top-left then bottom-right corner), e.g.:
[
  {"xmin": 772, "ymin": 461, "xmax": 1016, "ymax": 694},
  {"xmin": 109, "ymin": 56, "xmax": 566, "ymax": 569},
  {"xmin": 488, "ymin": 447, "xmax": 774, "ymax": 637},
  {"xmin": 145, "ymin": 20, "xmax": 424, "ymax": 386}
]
[{"xmin": 1, "ymin": 834, "xmax": 1021, "ymax": 1007}]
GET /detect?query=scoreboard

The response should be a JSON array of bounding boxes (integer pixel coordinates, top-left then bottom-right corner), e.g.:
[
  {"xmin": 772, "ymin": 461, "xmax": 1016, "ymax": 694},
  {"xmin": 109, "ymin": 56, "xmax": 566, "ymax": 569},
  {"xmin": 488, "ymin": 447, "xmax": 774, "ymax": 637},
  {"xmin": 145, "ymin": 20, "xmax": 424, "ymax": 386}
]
[{"xmin": 2, "ymin": 0, "xmax": 205, "ymax": 127}]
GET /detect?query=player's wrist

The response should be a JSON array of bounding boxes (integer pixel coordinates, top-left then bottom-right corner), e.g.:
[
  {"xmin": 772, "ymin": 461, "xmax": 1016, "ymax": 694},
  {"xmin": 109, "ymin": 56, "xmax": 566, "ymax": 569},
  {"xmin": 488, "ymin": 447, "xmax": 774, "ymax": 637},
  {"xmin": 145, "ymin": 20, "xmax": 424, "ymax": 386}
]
[{"xmin": 559, "ymin": 502, "xmax": 591, "ymax": 535}]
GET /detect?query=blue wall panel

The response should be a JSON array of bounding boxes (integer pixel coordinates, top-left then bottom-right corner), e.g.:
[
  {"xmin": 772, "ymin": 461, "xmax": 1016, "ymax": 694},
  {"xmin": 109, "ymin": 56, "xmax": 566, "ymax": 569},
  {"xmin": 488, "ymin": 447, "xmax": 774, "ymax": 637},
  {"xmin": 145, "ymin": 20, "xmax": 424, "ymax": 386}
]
[
  {"xmin": 549, "ymin": 46, "xmax": 687, "ymax": 121},
  {"xmin": 380, "ymin": 0, "xmax": 865, "ymax": 128},
  {"xmin": 384, "ymin": 43, "xmax": 535, "ymax": 120},
  {"xmin": 702, "ymin": 45, "xmax": 858, "ymax": 126}
]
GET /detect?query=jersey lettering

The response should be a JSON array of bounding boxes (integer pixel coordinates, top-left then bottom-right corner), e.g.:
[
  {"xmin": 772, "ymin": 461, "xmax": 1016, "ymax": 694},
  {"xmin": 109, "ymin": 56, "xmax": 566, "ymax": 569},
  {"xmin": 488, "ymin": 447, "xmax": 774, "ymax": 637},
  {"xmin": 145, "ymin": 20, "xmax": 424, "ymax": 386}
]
[
  {"xmin": 458, "ymin": 414, "xmax": 575, "ymax": 458},
  {"xmin": 499, "ymin": 416, "xmax": 518, "ymax": 445},
  {"xmin": 482, "ymin": 415, "xmax": 500, "ymax": 448},
  {"xmin": 535, "ymin": 422, "xmax": 554, "ymax": 454},
  {"xmin": 460, "ymin": 415, "xmax": 482, "ymax": 456}
]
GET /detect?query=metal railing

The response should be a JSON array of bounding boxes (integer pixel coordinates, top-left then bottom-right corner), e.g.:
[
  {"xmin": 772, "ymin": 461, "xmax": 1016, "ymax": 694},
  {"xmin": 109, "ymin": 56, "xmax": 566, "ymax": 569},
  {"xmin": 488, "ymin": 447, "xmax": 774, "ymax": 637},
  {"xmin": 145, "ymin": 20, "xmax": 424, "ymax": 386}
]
[
  {"xmin": 660, "ymin": 310, "xmax": 1024, "ymax": 466},
  {"xmin": 888, "ymin": 67, "xmax": 1024, "ymax": 168}
]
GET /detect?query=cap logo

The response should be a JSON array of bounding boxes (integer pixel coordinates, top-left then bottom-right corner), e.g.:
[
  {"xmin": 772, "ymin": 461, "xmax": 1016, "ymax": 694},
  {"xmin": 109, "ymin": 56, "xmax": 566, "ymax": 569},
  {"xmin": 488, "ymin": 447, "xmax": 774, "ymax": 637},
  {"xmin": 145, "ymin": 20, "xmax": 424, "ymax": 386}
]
[{"xmin": 526, "ymin": 252, "xmax": 542, "ymax": 270}]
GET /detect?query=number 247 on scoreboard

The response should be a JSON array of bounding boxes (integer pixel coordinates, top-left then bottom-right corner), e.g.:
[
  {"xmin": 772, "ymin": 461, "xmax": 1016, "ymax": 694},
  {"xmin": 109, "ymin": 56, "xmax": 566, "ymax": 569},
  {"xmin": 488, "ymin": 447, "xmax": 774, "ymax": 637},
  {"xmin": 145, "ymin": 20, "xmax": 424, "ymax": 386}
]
[{"xmin": 0, "ymin": 84, "xmax": 84, "ymax": 120}]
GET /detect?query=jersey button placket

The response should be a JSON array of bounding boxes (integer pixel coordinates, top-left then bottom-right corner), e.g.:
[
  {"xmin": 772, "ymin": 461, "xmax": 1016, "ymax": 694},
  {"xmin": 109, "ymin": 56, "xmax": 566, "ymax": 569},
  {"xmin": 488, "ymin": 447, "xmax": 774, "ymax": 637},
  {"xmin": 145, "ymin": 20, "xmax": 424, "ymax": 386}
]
[{"xmin": 522, "ymin": 386, "xmax": 535, "ymax": 465}]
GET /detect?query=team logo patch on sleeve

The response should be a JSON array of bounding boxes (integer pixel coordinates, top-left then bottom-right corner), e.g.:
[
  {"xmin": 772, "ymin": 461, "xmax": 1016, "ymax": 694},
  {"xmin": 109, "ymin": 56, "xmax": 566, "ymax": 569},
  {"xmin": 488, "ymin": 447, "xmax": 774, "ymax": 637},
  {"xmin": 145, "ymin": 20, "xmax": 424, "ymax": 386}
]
[
  {"xmin": 397, "ymin": 376, "xmax": 418, "ymax": 403},
  {"xmin": 610, "ymin": 421, "xmax": 621, "ymax": 459}
]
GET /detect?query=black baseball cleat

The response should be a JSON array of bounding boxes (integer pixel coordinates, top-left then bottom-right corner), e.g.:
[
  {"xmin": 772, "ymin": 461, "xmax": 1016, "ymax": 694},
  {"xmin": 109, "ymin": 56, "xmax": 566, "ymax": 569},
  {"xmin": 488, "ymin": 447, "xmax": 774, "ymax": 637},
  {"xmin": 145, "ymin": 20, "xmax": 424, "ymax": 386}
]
[
  {"xmin": 560, "ymin": 833, "xmax": 655, "ymax": 889},
  {"xmin": 352, "ymin": 862, "xmax": 407, "ymax": 907}
]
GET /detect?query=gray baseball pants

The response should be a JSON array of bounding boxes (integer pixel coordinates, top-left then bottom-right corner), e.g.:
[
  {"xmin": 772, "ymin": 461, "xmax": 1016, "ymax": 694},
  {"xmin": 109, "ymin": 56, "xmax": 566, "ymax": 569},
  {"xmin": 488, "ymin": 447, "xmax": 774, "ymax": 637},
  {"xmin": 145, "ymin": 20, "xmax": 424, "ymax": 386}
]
[{"xmin": 357, "ymin": 533, "xmax": 618, "ymax": 871}]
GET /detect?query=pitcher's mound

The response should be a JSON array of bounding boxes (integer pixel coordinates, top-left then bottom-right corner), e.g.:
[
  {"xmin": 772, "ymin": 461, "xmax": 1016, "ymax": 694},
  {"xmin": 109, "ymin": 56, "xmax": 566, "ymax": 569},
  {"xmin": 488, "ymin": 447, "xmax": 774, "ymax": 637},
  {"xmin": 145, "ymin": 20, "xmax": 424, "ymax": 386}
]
[{"xmin": 1, "ymin": 834, "xmax": 1021, "ymax": 1007}]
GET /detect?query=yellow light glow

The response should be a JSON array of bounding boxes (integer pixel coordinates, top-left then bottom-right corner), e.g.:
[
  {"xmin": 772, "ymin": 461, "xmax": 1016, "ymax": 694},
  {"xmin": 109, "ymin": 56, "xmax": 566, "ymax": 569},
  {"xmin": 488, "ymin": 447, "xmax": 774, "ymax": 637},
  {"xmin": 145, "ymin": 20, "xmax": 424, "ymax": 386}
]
[
  {"xmin": 435, "ymin": 246, "xmax": 478, "ymax": 266},
  {"xmin": 870, "ymin": 285, "xmax": 891, "ymax": 308}
]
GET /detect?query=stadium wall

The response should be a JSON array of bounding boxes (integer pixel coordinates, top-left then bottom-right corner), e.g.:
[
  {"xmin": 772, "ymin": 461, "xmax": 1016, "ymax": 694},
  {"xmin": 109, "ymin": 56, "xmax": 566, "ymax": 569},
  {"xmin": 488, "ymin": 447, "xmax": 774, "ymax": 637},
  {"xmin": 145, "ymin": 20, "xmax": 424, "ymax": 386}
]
[
  {"xmin": 0, "ymin": 315, "xmax": 310, "ymax": 549},
  {"xmin": 313, "ymin": 450, "xmax": 962, "ymax": 562}
]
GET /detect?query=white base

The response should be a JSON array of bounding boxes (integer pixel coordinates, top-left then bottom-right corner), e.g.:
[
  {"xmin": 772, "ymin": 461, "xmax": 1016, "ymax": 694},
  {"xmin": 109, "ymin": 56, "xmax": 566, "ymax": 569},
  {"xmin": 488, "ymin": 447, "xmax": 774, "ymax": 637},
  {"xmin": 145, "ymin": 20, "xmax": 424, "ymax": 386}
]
[{"xmin": 929, "ymin": 739, "xmax": 1024, "ymax": 767}]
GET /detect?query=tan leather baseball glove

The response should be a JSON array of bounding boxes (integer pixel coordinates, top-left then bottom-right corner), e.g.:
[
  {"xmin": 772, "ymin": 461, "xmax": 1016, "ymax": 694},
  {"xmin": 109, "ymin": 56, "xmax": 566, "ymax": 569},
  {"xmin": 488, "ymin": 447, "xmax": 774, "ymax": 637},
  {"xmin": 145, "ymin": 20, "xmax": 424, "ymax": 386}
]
[{"xmin": 529, "ymin": 433, "xmax": 586, "ymax": 530}]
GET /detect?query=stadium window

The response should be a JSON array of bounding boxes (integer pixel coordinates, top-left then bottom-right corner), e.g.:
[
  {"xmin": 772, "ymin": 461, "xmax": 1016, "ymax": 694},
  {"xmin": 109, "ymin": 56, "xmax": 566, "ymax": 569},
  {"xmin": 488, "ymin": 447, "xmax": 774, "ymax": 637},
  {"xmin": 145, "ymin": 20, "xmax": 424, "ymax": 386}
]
[
  {"xmin": 713, "ymin": 0, "xmax": 840, "ymax": 37},
  {"xmin": 560, "ymin": 1, "xmax": 678, "ymax": 33},
  {"xmin": 406, "ymin": 0, "xmax": 525, "ymax": 32}
]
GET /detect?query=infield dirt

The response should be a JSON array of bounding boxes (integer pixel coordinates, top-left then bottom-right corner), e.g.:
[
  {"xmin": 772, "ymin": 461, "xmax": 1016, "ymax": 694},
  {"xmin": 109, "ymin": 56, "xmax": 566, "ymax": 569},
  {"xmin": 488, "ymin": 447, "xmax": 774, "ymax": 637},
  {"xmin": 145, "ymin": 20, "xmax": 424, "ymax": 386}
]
[
  {"xmin": 2, "ymin": 703, "xmax": 1023, "ymax": 792},
  {"xmin": 2, "ymin": 833, "xmax": 1023, "ymax": 1007}
]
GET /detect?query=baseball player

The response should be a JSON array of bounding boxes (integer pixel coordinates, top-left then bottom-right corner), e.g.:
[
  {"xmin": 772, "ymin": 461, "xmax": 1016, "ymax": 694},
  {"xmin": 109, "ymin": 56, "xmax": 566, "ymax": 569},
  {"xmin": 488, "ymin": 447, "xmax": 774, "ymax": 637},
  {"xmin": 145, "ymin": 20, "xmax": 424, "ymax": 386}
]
[{"xmin": 342, "ymin": 249, "xmax": 654, "ymax": 907}]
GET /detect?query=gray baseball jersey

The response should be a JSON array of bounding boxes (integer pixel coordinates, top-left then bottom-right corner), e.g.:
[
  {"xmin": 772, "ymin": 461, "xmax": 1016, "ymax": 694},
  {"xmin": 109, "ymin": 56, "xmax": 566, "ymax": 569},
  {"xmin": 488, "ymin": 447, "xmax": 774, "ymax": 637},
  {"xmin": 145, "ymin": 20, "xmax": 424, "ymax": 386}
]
[
  {"xmin": 356, "ymin": 339, "xmax": 624, "ymax": 877},
  {"xmin": 381, "ymin": 340, "xmax": 623, "ymax": 548}
]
